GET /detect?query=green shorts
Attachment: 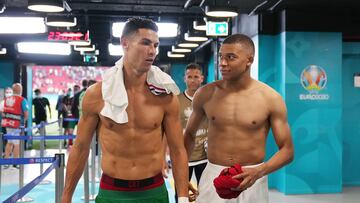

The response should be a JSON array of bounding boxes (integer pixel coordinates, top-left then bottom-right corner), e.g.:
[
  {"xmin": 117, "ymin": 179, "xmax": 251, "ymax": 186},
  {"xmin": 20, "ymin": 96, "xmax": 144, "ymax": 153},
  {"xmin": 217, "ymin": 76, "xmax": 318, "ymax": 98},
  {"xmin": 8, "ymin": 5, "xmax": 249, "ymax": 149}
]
[{"xmin": 95, "ymin": 183, "xmax": 169, "ymax": 203}]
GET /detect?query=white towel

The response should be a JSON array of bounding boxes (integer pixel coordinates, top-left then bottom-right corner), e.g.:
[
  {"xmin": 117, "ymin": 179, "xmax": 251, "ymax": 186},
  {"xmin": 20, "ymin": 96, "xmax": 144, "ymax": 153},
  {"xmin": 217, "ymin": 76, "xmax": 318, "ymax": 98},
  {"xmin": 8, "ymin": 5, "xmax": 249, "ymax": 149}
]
[{"xmin": 101, "ymin": 57, "xmax": 180, "ymax": 124}]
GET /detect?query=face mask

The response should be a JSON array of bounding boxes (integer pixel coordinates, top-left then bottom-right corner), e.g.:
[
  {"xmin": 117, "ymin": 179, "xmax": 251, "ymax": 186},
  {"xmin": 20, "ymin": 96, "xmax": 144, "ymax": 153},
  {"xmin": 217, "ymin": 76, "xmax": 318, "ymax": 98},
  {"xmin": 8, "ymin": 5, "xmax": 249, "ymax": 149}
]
[{"xmin": 5, "ymin": 91, "xmax": 12, "ymax": 98}]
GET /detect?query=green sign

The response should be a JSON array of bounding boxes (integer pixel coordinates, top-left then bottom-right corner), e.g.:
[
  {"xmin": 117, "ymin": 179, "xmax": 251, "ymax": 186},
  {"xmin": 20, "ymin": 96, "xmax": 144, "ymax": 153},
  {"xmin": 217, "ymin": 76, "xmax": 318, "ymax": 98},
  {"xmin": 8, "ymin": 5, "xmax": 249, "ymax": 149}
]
[{"xmin": 206, "ymin": 21, "xmax": 228, "ymax": 36}]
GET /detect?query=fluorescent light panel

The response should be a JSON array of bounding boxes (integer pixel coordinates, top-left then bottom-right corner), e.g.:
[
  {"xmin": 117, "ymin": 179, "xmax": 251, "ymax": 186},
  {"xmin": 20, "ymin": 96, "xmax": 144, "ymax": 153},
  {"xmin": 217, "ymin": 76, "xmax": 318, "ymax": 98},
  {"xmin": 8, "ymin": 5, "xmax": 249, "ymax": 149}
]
[
  {"xmin": 74, "ymin": 45, "xmax": 95, "ymax": 52},
  {"xmin": 0, "ymin": 17, "xmax": 46, "ymax": 34},
  {"xmin": 193, "ymin": 20, "xmax": 206, "ymax": 31},
  {"xmin": 17, "ymin": 42, "xmax": 71, "ymax": 55},
  {"xmin": 68, "ymin": 40, "xmax": 91, "ymax": 46},
  {"xmin": 108, "ymin": 44, "xmax": 124, "ymax": 56},
  {"xmin": 172, "ymin": 46, "xmax": 191, "ymax": 53},
  {"xmin": 0, "ymin": 48, "xmax": 6, "ymax": 55},
  {"xmin": 205, "ymin": 6, "xmax": 238, "ymax": 18},
  {"xmin": 167, "ymin": 51, "xmax": 184, "ymax": 58},
  {"xmin": 184, "ymin": 33, "xmax": 208, "ymax": 42},
  {"xmin": 46, "ymin": 17, "xmax": 77, "ymax": 27},
  {"xmin": 28, "ymin": 0, "xmax": 64, "ymax": 12},
  {"xmin": 178, "ymin": 43, "xmax": 199, "ymax": 48},
  {"xmin": 112, "ymin": 22, "xmax": 178, "ymax": 38}
]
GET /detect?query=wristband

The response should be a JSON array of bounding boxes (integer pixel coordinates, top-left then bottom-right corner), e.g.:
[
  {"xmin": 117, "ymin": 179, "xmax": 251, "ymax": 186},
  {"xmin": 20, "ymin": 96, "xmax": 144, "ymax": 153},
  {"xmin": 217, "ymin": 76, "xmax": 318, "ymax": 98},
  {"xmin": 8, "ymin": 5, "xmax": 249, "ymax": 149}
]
[{"xmin": 178, "ymin": 197, "xmax": 189, "ymax": 203}]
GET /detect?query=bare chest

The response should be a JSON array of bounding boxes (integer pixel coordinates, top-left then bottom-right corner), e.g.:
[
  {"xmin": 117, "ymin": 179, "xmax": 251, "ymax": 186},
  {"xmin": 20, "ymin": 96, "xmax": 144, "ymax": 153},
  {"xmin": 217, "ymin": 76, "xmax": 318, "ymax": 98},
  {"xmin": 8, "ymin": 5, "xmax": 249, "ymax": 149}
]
[
  {"xmin": 204, "ymin": 91, "xmax": 269, "ymax": 129},
  {"xmin": 101, "ymin": 92, "xmax": 166, "ymax": 131}
]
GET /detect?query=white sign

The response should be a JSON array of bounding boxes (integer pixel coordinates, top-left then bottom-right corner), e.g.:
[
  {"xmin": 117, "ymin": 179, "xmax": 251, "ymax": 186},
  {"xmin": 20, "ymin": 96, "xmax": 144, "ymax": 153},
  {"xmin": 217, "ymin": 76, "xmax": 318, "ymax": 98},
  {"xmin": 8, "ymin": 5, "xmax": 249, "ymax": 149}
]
[{"xmin": 206, "ymin": 21, "xmax": 228, "ymax": 36}]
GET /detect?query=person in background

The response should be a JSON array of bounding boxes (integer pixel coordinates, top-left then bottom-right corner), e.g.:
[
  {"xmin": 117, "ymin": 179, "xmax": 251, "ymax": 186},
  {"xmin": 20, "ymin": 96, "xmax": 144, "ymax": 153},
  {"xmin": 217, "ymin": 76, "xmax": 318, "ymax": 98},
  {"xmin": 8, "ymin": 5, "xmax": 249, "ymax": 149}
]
[
  {"xmin": 0, "ymin": 87, "xmax": 13, "ymax": 154},
  {"xmin": 1, "ymin": 83, "xmax": 29, "ymax": 169},
  {"xmin": 174, "ymin": 63, "xmax": 208, "ymax": 202},
  {"xmin": 71, "ymin": 80, "xmax": 88, "ymax": 129},
  {"xmin": 32, "ymin": 89, "xmax": 51, "ymax": 140},
  {"xmin": 62, "ymin": 88, "xmax": 75, "ymax": 148}
]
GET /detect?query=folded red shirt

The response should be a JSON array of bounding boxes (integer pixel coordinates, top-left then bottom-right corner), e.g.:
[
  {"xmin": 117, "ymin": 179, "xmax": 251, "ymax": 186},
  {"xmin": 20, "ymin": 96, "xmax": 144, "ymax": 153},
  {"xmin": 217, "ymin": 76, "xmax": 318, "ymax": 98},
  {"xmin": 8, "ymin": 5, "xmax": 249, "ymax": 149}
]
[{"xmin": 213, "ymin": 164, "xmax": 243, "ymax": 199}]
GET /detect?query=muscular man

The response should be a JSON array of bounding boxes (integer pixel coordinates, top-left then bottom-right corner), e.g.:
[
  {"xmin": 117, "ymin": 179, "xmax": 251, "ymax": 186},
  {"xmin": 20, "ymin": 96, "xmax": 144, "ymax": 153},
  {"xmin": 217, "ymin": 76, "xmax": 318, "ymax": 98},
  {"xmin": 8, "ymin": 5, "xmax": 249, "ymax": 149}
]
[
  {"xmin": 1, "ymin": 83, "xmax": 29, "ymax": 169},
  {"xmin": 62, "ymin": 18, "xmax": 189, "ymax": 203},
  {"xmin": 184, "ymin": 34, "xmax": 294, "ymax": 203}
]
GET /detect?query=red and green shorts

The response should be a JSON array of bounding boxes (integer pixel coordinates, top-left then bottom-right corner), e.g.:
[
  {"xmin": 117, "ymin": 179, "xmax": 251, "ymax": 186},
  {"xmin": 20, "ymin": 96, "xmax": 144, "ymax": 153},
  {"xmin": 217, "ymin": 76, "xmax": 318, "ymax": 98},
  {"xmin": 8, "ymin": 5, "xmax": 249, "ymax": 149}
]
[{"xmin": 95, "ymin": 173, "xmax": 169, "ymax": 203}]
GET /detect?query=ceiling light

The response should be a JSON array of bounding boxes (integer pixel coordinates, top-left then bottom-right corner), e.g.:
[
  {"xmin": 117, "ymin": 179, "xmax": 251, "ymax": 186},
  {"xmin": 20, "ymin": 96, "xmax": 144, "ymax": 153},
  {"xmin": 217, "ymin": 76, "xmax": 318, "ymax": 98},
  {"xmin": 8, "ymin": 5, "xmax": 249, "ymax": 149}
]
[
  {"xmin": 80, "ymin": 49, "xmax": 99, "ymax": 56},
  {"xmin": 193, "ymin": 19, "xmax": 206, "ymax": 31},
  {"xmin": 178, "ymin": 42, "xmax": 199, "ymax": 48},
  {"xmin": 184, "ymin": 32, "xmax": 208, "ymax": 42},
  {"xmin": 172, "ymin": 46, "xmax": 191, "ymax": 53},
  {"xmin": 68, "ymin": 40, "xmax": 91, "ymax": 46},
  {"xmin": 0, "ymin": 17, "xmax": 46, "ymax": 34},
  {"xmin": 112, "ymin": 22, "xmax": 178, "ymax": 38},
  {"xmin": 28, "ymin": 0, "xmax": 64, "ymax": 12},
  {"xmin": 167, "ymin": 51, "xmax": 185, "ymax": 58},
  {"xmin": 0, "ymin": 47, "xmax": 6, "ymax": 55},
  {"xmin": 46, "ymin": 16, "xmax": 77, "ymax": 27},
  {"xmin": 74, "ymin": 45, "xmax": 95, "ymax": 52},
  {"xmin": 17, "ymin": 42, "xmax": 71, "ymax": 55},
  {"xmin": 205, "ymin": 5, "xmax": 238, "ymax": 18},
  {"xmin": 108, "ymin": 43, "xmax": 123, "ymax": 56}
]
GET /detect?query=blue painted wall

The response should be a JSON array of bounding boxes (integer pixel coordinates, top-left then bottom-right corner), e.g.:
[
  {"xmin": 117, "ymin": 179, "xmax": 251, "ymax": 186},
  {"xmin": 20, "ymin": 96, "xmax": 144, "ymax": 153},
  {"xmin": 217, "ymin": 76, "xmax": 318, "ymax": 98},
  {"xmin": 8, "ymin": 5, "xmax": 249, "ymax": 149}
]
[
  {"xmin": 170, "ymin": 63, "xmax": 187, "ymax": 92},
  {"xmin": 259, "ymin": 32, "xmax": 343, "ymax": 194},
  {"xmin": 342, "ymin": 42, "xmax": 360, "ymax": 186},
  {"xmin": 0, "ymin": 61, "xmax": 15, "ymax": 88},
  {"xmin": 258, "ymin": 33, "xmax": 286, "ymax": 191},
  {"xmin": 206, "ymin": 57, "xmax": 215, "ymax": 83},
  {"xmin": 287, "ymin": 32, "xmax": 342, "ymax": 194}
]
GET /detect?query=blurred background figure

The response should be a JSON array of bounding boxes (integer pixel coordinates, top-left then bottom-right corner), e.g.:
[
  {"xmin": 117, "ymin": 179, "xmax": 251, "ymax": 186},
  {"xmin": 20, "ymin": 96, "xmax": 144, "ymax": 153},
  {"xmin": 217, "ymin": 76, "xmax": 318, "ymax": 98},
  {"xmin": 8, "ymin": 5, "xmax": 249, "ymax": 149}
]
[{"xmin": 0, "ymin": 87, "xmax": 13, "ymax": 154}]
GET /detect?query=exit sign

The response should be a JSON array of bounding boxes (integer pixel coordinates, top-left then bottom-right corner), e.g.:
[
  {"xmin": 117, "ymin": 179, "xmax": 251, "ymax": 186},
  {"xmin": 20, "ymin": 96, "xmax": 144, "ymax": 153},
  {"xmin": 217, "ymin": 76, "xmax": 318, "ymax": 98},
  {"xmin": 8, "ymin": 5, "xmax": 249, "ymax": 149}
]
[{"xmin": 206, "ymin": 21, "xmax": 228, "ymax": 36}]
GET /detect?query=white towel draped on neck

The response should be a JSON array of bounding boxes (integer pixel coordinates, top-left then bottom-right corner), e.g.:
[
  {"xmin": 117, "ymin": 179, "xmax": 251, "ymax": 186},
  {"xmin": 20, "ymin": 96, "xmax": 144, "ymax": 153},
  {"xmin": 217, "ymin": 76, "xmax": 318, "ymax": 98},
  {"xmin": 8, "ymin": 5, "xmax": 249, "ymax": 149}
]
[{"xmin": 100, "ymin": 57, "xmax": 180, "ymax": 124}]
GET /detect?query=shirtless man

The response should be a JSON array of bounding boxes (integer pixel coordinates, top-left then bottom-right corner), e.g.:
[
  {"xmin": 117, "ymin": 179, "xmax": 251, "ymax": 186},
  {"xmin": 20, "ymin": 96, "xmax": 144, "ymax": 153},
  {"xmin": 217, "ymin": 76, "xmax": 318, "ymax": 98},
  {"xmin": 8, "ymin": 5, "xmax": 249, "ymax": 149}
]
[
  {"xmin": 62, "ymin": 18, "xmax": 189, "ymax": 203},
  {"xmin": 184, "ymin": 34, "xmax": 294, "ymax": 203}
]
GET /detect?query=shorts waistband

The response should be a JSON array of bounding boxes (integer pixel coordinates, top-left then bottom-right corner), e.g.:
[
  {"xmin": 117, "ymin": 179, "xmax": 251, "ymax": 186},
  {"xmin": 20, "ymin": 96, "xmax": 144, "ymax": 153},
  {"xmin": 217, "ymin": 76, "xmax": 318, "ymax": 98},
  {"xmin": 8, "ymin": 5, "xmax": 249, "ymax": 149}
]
[
  {"xmin": 206, "ymin": 161, "xmax": 264, "ymax": 172},
  {"xmin": 100, "ymin": 173, "xmax": 164, "ymax": 192}
]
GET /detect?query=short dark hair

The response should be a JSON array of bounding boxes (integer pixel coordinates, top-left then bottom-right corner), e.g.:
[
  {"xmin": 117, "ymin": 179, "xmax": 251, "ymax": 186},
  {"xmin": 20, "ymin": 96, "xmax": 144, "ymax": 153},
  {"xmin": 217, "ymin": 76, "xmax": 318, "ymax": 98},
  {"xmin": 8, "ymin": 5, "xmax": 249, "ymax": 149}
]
[
  {"xmin": 223, "ymin": 34, "xmax": 255, "ymax": 55},
  {"xmin": 82, "ymin": 79, "xmax": 88, "ymax": 87},
  {"xmin": 34, "ymin": 89, "xmax": 41, "ymax": 95},
  {"xmin": 121, "ymin": 17, "xmax": 158, "ymax": 38},
  {"xmin": 185, "ymin": 63, "xmax": 202, "ymax": 73}
]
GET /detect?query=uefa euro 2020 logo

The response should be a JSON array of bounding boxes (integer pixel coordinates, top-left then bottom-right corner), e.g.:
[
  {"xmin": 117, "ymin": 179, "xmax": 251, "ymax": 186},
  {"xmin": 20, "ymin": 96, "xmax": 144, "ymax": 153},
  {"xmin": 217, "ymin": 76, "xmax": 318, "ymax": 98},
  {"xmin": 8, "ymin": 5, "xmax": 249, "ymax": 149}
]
[
  {"xmin": 300, "ymin": 65, "xmax": 327, "ymax": 93},
  {"xmin": 299, "ymin": 65, "xmax": 329, "ymax": 100}
]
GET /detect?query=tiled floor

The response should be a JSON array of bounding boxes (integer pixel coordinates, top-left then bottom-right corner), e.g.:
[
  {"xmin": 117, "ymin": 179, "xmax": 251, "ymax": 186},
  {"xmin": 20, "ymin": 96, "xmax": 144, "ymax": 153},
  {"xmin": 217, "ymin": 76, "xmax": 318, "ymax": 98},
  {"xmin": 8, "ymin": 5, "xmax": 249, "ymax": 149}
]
[{"xmin": 1, "ymin": 149, "xmax": 360, "ymax": 203}]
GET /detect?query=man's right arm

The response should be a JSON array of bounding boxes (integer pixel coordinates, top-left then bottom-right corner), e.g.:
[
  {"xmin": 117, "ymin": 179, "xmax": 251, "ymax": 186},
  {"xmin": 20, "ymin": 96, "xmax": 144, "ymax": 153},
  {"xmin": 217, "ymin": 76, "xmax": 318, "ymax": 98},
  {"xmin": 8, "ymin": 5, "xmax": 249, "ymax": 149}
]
[{"xmin": 62, "ymin": 86, "xmax": 100, "ymax": 203}]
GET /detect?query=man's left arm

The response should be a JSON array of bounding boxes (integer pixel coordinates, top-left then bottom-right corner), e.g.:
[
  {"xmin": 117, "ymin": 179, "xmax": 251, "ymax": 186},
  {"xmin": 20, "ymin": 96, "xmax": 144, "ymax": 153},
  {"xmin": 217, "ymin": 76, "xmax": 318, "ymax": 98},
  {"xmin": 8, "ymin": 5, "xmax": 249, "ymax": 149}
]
[
  {"xmin": 261, "ymin": 93, "xmax": 294, "ymax": 175},
  {"xmin": 163, "ymin": 95, "xmax": 189, "ymax": 200},
  {"xmin": 234, "ymin": 93, "xmax": 294, "ymax": 190}
]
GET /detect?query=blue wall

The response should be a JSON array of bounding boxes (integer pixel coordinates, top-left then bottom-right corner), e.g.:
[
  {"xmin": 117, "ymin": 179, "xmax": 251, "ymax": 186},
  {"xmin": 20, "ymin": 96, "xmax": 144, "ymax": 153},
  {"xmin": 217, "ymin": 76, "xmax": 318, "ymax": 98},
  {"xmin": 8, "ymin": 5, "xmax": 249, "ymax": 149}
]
[
  {"xmin": 259, "ymin": 32, "xmax": 343, "ymax": 194},
  {"xmin": 259, "ymin": 33, "xmax": 286, "ymax": 191},
  {"xmin": 170, "ymin": 63, "xmax": 187, "ymax": 92},
  {"xmin": 0, "ymin": 62, "xmax": 15, "ymax": 88},
  {"xmin": 342, "ymin": 42, "xmax": 360, "ymax": 186},
  {"xmin": 285, "ymin": 32, "xmax": 343, "ymax": 194},
  {"xmin": 206, "ymin": 57, "xmax": 216, "ymax": 83}
]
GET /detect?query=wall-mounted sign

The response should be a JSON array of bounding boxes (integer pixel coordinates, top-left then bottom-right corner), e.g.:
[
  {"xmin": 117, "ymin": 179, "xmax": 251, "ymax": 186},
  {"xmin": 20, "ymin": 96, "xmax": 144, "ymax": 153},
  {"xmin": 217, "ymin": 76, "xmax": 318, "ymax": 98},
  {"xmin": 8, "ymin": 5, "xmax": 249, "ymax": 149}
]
[
  {"xmin": 354, "ymin": 73, "xmax": 360, "ymax": 88},
  {"xmin": 206, "ymin": 21, "xmax": 228, "ymax": 36},
  {"xmin": 299, "ymin": 65, "xmax": 330, "ymax": 100},
  {"xmin": 48, "ymin": 31, "xmax": 86, "ymax": 41}
]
